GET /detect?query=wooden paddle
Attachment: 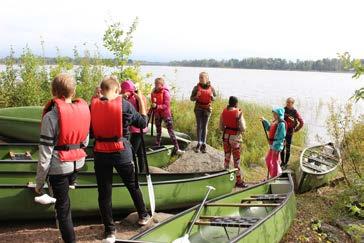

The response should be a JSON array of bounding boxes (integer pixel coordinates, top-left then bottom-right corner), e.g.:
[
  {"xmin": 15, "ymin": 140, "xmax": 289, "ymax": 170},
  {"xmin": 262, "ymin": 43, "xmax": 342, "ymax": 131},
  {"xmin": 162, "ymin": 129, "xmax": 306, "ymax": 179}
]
[
  {"xmin": 261, "ymin": 120, "xmax": 270, "ymax": 179},
  {"xmin": 172, "ymin": 186, "xmax": 216, "ymax": 243}
]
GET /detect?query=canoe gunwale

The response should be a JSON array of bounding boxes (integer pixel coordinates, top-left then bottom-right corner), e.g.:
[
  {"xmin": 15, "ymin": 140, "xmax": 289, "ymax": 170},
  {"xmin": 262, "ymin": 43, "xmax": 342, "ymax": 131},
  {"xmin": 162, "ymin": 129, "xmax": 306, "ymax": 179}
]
[
  {"xmin": 129, "ymin": 172, "xmax": 295, "ymax": 242},
  {"xmin": 0, "ymin": 169, "xmax": 238, "ymax": 188},
  {"xmin": 299, "ymin": 143, "xmax": 341, "ymax": 176}
]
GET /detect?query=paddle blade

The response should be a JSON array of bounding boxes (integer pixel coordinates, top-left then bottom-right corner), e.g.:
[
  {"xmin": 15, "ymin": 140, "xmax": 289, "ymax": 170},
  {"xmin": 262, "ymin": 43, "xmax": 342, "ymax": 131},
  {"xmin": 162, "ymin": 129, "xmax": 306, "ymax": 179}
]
[
  {"xmin": 172, "ymin": 234, "xmax": 190, "ymax": 243},
  {"xmin": 146, "ymin": 174, "xmax": 156, "ymax": 216}
]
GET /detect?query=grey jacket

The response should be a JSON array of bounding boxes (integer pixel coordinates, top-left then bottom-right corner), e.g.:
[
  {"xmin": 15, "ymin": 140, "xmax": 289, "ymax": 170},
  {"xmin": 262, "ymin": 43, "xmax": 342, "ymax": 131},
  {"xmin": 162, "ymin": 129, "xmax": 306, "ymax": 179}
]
[
  {"xmin": 35, "ymin": 106, "xmax": 89, "ymax": 190},
  {"xmin": 190, "ymin": 84, "xmax": 217, "ymax": 112}
]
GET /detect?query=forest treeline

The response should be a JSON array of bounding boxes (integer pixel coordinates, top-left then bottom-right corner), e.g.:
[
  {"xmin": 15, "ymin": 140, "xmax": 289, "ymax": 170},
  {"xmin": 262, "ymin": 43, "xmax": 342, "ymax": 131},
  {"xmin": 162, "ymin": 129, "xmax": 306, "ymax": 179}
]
[
  {"xmin": 1, "ymin": 56, "xmax": 361, "ymax": 72},
  {"xmin": 169, "ymin": 58, "xmax": 350, "ymax": 72}
]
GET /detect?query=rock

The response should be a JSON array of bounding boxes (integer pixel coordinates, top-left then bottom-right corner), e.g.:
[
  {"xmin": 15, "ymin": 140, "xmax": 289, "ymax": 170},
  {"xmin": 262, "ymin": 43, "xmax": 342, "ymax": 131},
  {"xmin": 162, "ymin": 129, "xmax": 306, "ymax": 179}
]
[
  {"xmin": 124, "ymin": 212, "xmax": 140, "ymax": 225},
  {"xmin": 123, "ymin": 212, "xmax": 174, "ymax": 227},
  {"xmin": 165, "ymin": 141, "xmax": 225, "ymax": 173},
  {"xmin": 320, "ymin": 223, "xmax": 342, "ymax": 242}
]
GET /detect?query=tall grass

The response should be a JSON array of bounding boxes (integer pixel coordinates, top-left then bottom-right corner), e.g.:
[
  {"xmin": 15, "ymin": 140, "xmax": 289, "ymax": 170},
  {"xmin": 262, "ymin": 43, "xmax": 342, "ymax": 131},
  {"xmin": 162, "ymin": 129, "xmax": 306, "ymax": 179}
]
[{"xmin": 171, "ymin": 97, "xmax": 306, "ymax": 166}]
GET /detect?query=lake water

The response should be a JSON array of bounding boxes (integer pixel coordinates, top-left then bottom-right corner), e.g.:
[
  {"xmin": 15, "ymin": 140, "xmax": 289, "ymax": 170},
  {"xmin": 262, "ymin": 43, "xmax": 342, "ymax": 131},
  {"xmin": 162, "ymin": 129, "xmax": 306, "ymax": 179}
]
[
  {"xmin": 139, "ymin": 66, "xmax": 364, "ymax": 145},
  {"xmin": 1, "ymin": 64, "xmax": 363, "ymax": 144}
]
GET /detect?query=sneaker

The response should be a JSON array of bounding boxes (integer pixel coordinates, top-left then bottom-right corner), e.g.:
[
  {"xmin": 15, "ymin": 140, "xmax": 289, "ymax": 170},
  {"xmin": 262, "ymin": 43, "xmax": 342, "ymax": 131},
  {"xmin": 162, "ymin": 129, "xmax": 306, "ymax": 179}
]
[
  {"xmin": 235, "ymin": 182, "xmax": 248, "ymax": 188},
  {"xmin": 175, "ymin": 149, "xmax": 185, "ymax": 156},
  {"xmin": 138, "ymin": 214, "xmax": 151, "ymax": 226},
  {"xmin": 200, "ymin": 144, "xmax": 207, "ymax": 153},
  {"xmin": 69, "ymin": 183, "xmax": 76, "ymax": 190},
  {"xmin": 102, "ymin": 232, "xmax": 116, "ymax": 243},
  {"xmin": 193, "ymin": 144, "xmax": 201, "ymax": 153}
]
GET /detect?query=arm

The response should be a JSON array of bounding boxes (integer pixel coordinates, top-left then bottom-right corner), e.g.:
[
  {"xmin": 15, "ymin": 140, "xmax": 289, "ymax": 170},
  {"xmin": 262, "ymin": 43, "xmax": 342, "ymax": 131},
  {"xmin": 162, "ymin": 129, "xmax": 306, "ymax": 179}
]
[
  {"xmin": 134, "ymin": 93, "xmax": 147, "ymax": 116},
  {"xmin": 295, "ymin": 111, "xmax": 304, "ymax": 132},
  {"xmin": 238, "ymin": 112, "xmax": 247, "ymax": 133},
  {"xmin": 211, "ymin": 86, "xmax": 217, "ymax": 101},
  {"xmin": 262, "ymin": 119, "xmax": 271, "ymax": 131},
  {"xmin": 219, "ymin": 113, "xmax": 224, "ymax": 132},
  {"xmin": 35, "ymin": 115, "xmax": 56, "ymax": 192},
  {"xmin": 272, "ymin": 122, "xmax": 286, "ymax": 151},
  {"xmin": 126, "ymin": 100, "xmax": 148, "ymax": 129},
  {"xmin": 190, "ymin": 86, "xmax": 198, "ymax": 101}
]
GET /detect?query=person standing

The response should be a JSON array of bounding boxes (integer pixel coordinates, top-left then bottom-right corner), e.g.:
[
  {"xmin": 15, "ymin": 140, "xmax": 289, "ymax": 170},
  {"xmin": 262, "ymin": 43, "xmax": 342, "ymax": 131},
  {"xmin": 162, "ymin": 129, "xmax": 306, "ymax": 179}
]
[
  {"xmin": 90, "ymin": 76, "xmax": 150, "ymax": 243},
  {"xmin": 281, "ymin": 97, "xmax": 304, "ymax": 168},
  {"xmin": 219, "ymin": 96, "xmax": 247, "ymax": 188},
  {"xmin": 35, "ymin": 74, "xmax": 90, "ymax": 243},
  {"xmin": 261, "ymin": 108, "xmax": 287, "ymax": 178},
  {"xmin": 150, "ymin": 77, "xmax": 185, "ymax": 155},
  {"xmin": 120, "ymin": 80, "xmax": 148, "ymax": 173},
  {"xmin": 190, "ymin": 72, "xmax": 217, "ymax": 153}
]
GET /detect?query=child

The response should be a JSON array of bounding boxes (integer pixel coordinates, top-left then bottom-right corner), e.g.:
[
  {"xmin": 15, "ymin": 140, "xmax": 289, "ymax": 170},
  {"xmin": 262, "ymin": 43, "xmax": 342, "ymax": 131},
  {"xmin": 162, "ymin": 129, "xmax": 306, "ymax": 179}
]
[
  {"xmin": 120, "ymin": 79, "xmax": 148, "ymax": 173},
  {"xmin": 35, "ymin": 73, "xmax": 90, "ymax": 243},
  {"xmin": 150, "ymin": 77, "xmax": 184, "ymax": 155},
  {"xmin": 90, "ymin": 76, "xmax": 150, "ymax": 243},
  {"xmin": 281, "ymin": 97, "xmax": 304, "ymax": 168},
  {"xmin": 190, "ymin": 72, "xmax": 216, "ymax": 153},
  {"xmin": 219, "ymin": 96, "xmax": 247, "ymax": 188},
  {"xmin": 261, "ymin": 108, "xmax": 287, "ymax": 178}
]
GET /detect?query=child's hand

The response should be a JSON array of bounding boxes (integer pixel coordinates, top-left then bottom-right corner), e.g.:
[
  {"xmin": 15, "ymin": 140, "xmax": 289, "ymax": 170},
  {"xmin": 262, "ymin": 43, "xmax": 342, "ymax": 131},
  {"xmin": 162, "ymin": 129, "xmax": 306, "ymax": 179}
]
[
  {"xmin": 152, "ymin": 103, "xmax": 157, "ymax": 109},
  {"xmin": 260, "ymin": 117, "xmax": 265, "ymax": 121}
]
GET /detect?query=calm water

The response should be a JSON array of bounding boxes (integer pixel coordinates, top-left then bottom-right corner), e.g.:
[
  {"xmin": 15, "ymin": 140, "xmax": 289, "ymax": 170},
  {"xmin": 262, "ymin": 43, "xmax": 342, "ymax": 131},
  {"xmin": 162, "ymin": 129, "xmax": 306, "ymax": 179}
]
[
  {"xmin": 1, "ymin": 64, "xmax": 363, "ymax": 144},
  {"xmin": 139, "ymin": 66, "xmax": 364, "ymax": 145}
]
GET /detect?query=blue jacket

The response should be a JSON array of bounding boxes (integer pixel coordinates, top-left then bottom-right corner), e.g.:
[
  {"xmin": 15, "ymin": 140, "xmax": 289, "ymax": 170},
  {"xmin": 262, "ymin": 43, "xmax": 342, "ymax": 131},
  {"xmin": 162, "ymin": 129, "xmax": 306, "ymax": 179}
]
[{"xmin": 263, "ymin": 107, "xmax": 286, "ymax": 151}]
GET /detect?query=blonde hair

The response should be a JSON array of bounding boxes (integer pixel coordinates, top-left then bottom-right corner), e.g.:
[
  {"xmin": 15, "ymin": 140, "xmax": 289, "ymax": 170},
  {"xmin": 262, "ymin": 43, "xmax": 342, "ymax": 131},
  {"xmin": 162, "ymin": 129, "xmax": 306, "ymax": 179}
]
[
  {"xmin": 100, "ymin": 75, "xmax": 119, "ymax": 92},
  {"xmin": 155, "ymin": 77, "xmax": 165, "ymax": 85},
  {"xmin": 51, "ymin": 73, "xmax": 76, "ymax": 98},
  {"xmin": 199, "ymin": 72, "xmax": 209, "ymax": 81}
]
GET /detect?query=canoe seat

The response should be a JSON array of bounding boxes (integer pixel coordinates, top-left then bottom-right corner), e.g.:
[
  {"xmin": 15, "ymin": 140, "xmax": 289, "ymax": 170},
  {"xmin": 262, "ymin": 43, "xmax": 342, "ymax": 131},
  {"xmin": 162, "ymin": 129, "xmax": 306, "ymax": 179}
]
[
  {"xmin": 303, "ymin": 162, "xmax": 326, "ymax": 173},
  {"xmin": 247, "ymin": 194, "xmax": 287, "ymax": 201},
  {"xmin": 308, "ymin": 156, "xmax": 334, "ymax": 167},
  {"xmin": 206, "ymin": 202, "xmax": 280, "ymax": 207},
  {"xmin": 195, "ymin": 216, "xmax": 261, "ymax": 228},
  {"xmin": 9, "ymin": 151, "xmax": 32, "ymax": 160}
]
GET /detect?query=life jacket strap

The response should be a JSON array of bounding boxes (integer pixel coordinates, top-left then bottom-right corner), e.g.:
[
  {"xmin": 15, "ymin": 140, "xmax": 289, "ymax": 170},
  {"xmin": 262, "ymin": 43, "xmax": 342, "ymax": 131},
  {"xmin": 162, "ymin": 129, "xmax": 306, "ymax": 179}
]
[
  {"xmin": 95, "ymin": 136, "xmax": 123, "ymax": 142},
  {"xmin": 54, "ymin": 144, "xmax": 85, "ymax": 151}
]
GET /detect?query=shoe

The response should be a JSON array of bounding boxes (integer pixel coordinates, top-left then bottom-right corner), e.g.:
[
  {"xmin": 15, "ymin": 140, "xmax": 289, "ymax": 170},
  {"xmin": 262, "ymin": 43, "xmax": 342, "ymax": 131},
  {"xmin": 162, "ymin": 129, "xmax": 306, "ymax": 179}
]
[
  {"xmin": 193, "ymin": 144, "xmax": 201, "ymax": 153},
  {"xmin": 69, "ymin": 183, "xmax": 76, "ymax": 190},
  {"xmin": 102, "ymin": 232, "xmax": 116, "ymax": 243},
  {"xmin": 235, "ymin": 182, "xmax": 248, "ymax": 188},
  {"xmin": 175, "ymin": 149, "xmax": 185, "ymax": 156},
  {"xmin": 200, "ymin": 144, "xmax": 207, "ymax": 153},
  {"xmin": 138, "ymin": 214, "xmax": 151, "ymax": 226}
]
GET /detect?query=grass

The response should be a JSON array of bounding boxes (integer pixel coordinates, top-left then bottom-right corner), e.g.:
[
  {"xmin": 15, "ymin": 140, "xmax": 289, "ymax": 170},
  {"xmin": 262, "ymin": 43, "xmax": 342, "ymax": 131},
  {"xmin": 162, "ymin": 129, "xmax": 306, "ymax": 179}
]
[{"xmin": 171, "ymin": 97, "xmax": 306, "ymax": 167}]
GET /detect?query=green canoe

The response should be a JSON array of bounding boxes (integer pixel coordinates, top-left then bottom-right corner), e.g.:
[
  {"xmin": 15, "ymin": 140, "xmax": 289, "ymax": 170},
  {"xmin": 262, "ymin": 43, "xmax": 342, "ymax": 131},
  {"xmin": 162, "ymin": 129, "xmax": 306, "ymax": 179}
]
[
  {"xmin": 297, "ymin": 143, "xmax": 341, "ymax": 193},
  {"xmin": 0, "ymin": 169, "xmax": 237, "ymax": 221},
  {"xmin": 0, "ymin": 143, "xmax": 174, "ymax": 171},
  {"xmin": 122, "ymin": 173, "xmax": 296, "ymax": 243},
  {"xmin": 0, "ymin": 106, "xmax": 191, "ymax": 148}
]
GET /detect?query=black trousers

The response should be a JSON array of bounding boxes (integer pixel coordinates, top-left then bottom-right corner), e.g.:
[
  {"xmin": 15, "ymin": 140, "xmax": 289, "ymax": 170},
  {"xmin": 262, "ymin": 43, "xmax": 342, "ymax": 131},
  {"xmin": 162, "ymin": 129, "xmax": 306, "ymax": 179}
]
[
  {"xmin": 94, "ymin": 153, "xmax": 148, "ymax": 234},
  {"xmin": 281, "ymin": 133, "xmax": 293, "ymax": 166},
  {"xmin": 130, "ymin": 133, "xmax": 145, "ymax": 173},
  {"xmin": 49, "ymin": 173, "xmax": 77, "ymax": 243}
]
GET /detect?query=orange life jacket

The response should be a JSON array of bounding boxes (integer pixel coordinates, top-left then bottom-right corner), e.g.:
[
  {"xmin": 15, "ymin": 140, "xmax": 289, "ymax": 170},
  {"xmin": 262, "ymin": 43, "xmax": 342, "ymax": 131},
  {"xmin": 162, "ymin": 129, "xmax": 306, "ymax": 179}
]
[
  {"xmin": 268, "ymin": 120, "xmax": 287, "ymax": 145},
  {"xmin": 151, "ymin": 90, "xmax": 164, "ymax": 105},
  {"xmin": 222, "ymin": 108, "xmax": 240, "ymax": 135},
  {"xmin": 90, "ymin": 96, "xmax": 124, "ymax": 153},
  {"xmin": 196, "ymin": 84, "xmax": 212, "ymax": 109},
  {"xmin": 42, "ymin": 98, "xmax": 90, "ymax": 162}
]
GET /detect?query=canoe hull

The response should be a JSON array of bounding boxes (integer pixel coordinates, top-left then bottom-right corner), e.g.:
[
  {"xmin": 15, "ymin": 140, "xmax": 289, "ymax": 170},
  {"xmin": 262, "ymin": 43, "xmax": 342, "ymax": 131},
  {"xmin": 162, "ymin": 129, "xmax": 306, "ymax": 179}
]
[
  {"xmin": 130, "ymin": 173, "xmax": 296, "ymax": 243},
  {"xmin": 298, "ymin": 143, "xmax": 341, "ymax": 193},
  {"xmin": 0, "ymin": 144, "xmax": 174, "ymax": 172},
  {"xmin": 0, "ymin": 170, "xmax": 237, "ymax": 221},
  {"xmin": 0, "ymin": 106, "xmax": 191, "ymax": 148}
]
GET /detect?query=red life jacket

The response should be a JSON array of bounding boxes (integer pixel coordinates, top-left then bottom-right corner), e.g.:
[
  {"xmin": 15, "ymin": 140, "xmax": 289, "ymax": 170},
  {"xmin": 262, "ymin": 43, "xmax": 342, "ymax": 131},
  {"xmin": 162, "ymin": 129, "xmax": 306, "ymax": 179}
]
[
  {"xmin": 128, "ymin": 94, "xmax": 148, "ymax": 134},
  {"xmin": 196, "ymin": 84, "xmax": 212, "ymax": 109},
  {"xmin": 284, "ymin": 107, "xmax": 298, "ymax": 133},
  {"xmin": 151, "ymin": 89, "xmax": 164, "ymax": 105},
  {"xmin": 90, "ymin": 96, "xmax": 124, "ymax": 153},
  {"xmin": 268, "ymin": 120, "xmax": 287, "ymax": 145},
  {"xmin": 42, "ymin": 98, "xmax": 90, "ymax": 162},
  {"xmin": 222, "ymin": 108, "xmax": 240, "ymax": 135}
]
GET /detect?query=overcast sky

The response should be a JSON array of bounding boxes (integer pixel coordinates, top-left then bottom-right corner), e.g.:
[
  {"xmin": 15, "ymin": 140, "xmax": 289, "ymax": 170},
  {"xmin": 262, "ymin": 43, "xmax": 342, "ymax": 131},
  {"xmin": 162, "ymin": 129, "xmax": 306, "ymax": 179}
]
[{"xmin": 1, "ymin": 0, "xmax": 363, "ymax": 61}]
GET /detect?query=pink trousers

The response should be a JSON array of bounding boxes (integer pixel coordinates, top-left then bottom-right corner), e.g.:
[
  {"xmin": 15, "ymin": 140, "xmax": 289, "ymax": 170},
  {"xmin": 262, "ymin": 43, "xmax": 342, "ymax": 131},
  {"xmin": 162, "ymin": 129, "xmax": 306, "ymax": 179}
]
[{"xmin": 265, "ymin": 149, "xmax": 282, "ymax": 178}]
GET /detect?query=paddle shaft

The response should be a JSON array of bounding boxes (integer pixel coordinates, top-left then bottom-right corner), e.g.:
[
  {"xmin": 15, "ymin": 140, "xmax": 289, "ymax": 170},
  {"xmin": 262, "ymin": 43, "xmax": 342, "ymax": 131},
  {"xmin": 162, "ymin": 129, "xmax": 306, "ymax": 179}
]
[
  {"xmin": 185, "ymin": 186, "xmax": 215, "ymax": 235},
  {"xmin": 262, "ymin": 121, "xmax": 270, "ymax": 179}
]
